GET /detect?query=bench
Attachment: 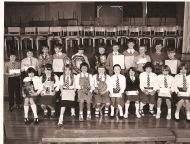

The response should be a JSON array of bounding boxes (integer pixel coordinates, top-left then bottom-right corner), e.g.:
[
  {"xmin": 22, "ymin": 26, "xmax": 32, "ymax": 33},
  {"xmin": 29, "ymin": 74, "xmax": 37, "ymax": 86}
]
[
  {"xmin": 42, "ymin": 128, "xmax": 175, "ymax": 143},
  {"xmin": 173, "ymin": 129, "xmax": 190, "ymax": 143}
]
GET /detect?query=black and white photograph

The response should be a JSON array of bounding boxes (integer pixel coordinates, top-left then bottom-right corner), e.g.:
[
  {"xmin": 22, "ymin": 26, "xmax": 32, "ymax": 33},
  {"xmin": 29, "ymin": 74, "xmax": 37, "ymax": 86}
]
[{"xmin": 3, "ymin": 1, "xmax": 190, "ymax": 144}]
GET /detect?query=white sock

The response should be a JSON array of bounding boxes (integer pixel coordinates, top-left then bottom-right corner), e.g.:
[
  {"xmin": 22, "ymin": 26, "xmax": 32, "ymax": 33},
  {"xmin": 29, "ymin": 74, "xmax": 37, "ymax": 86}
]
[
  {"xmin": 79, "ymin": 111, "xmax": 83, "ymax": 115},
  {"xmin": 168, "ymin": 109, "xmax": 171, "ymax": 114},
  {"xmin": 118, "ymin": 105, "xmax": 123, "ymax": 116},
  {"xmin": 140, "ymin": 102, "xmax": 145, "ymax": 110},
  {"xmin": 71, "ymin": 108, "xmax": 75, "ymax": 115},
  {"xmin": 149, "ymin": 104, "xmax": 154, "ymax": 111},
  {"xmin": 24, "ymin": 105, "xmax": 29, "ymax": 118},
  {"xmin": 110, "ymin": 105, "xmax": 114, "ymax": 116},
  {"xmin": 135, "ymin": 103, "xmax": 140, "ymax": 113},
  {"xmin": 125, "ymin": 103, "xmax": 130, "ymax": 114},
  {"xmin": 157, "ymin": 108, "xmax": 161, "ymax": 113},
  {"xmin": 87, "ymin": 110, "xmax": 91, "ymax": 115},
  {"xmin": 31, "ymin": 104, "xmax": 38, "ymax": 118},
  {"xmin": 105, "ymin": 107, "xmax": 109, "ymax": 114},
  {"xmin": 59, "ymin": 107, "xmax": 65, "ymax": 120}
]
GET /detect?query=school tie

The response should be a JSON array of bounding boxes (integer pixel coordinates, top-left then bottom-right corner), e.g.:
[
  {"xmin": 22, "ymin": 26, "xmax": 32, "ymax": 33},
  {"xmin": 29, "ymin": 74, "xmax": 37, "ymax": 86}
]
[
  {"xmin": 116, "ymin": 76, "xmax": 120, "ymax": 91},
  {"xmin": 183, "ymin": 75, "xmax": 187, "ymax": 89},
  {"xmin": 65, "ymin": 76, "xmax": 70, "ymax": 89},
  {"xmin": 12, "ymin": 62, "xmax": 15, "ymax": 69},
  {"xmin": 164, "ymin": 76, "xmax": 168, "ymax": 88},
  {"xmin": 147, "ymin": 74, "xmax": 150, "ymax": 87}
]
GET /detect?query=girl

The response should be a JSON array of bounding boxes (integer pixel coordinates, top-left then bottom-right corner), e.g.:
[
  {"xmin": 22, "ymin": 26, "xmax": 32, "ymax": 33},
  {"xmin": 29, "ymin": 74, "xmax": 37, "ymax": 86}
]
[
  {"xmin": 75, "ymin": 62, "xmax": 94, "ymax": 121},
  {"xmin": 58, "ymin": 64, "xmax": 76, "ymax": 126},
  {"xmin": 156, "ymin": 65, "xmax": 174, "ymax": 120},
  {"xmin": 93, "ymin": 65, "xmax": 110, "ymax": 117},
  {"xmin": 173, "ymin": 63, "xmax": 190, "ymax": 121},
  {"xmin": 40, "ymin": 64, "xmax": 60, "ymax": 118},
  {"xmin": 108, "ymin": 64, "xmax": 126, "ymax": 119},
  {"xmin": 139, "ymin": 62, "xmax": 158, "ymax": 116},
  {"xmin": 124, "ymin": 67, "xmax": 141, "ymax": 118},
  {"xmin": 23, "ymin": 67, "xmax": 42, "ymax": 124}
]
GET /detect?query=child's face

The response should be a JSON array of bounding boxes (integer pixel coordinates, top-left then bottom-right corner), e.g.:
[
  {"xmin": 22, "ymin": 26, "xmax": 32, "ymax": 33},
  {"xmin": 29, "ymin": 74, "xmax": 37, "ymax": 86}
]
[
  {"xmin": 114, "ymin": 66, "xmax": 121, "ymax": 75},
  {"xmin": 44, "ymin": 68, "xmax": 52, "ymax": 77},
  {"xmin": 98, "ymin": 47, "xmax": 105, "ymax": 54},
  {"xmin": 168, "ymin": 52, "xmax": 175, "ymax": 59},
  {"xmin": 180, "ymin": 67, "xmax": 187, "ymax": 75},
  {"xmin": 81, "ymin": 66, "xmax": 88, "ymax": 73},
  {"xmin": 113, "ymin": 45, "xmax": 119, "ymax": 52},
  {"xmin": 54, "ymin": 47, "xmax": 62, "ymax": 53},
  {"xmin": 65, "ymin": 68, "xmax": 71, "ymax": 75},
  {"xmin": 78, "ymin": 50, "xmax": 84, "ymax": 55},
  {"xmin": 27, "ymin": 51, "xmax": 33, "ymax": 58},
  {"xmin": 128, "ymin": 42, "xmax": 135, "ymax": 49},
  {"xmin": 28, "ymin": 72, "xmax": 34, "ymax": 78},
  {"xmin": 163, "ymin": 69, "xmax": 169, "ymax": 75},
  {"xmin": 129, "ymin": 69, "xmax": 135, "ymax": 76},
  {"xmin": 42, "ymin": 47, "xmax": 49, "ymax": 54},
  {"xmin": 139, "ymin": 46, "xmax": 146, "ymax": 54},
  {"xmin": 145, "ymin": 67, "xmax": 152, "ymax": 73},
  {"xmin": 10, "ymin": 55, "xmax": 16, "ymax": 62},
  {"xmin": 98, "ymin": 67, "xmax": 105, "ymax": 75},
  {"xmin": 155, "ymin": 44, "xmax": 162, "ymax": 52}
]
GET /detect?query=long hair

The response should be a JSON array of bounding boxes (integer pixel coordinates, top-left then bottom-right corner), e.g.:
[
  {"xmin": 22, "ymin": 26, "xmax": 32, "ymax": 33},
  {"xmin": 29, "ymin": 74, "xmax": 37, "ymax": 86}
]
[
  {"xmin": 42, "ymin": 63, "xmax": 55, "ymax": 83},
  {"xmin": 63, "ymin": 64, "xmax": 74, "ymax": 86},
  {"xmin": 162, "ymin": 65, "xmax": 172, "ymax": 75},
  {"xmin": 96, "ymin": 64, "xmax": 107, "ymax": 82},
  {"xmin": 126, "ymin": 67, "xmax": 138, "ymax": 78},
  {"xmin": 177, "ymin": 63, "xmax": 189, "ymax": 75}
]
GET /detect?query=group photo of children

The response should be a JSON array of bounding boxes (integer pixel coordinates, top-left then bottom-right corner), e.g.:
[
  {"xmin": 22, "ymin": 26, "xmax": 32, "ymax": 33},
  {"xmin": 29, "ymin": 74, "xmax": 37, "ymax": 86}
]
[{"xmin": 5, "ymin": 38, "xmax": 190, "ymax": 127}]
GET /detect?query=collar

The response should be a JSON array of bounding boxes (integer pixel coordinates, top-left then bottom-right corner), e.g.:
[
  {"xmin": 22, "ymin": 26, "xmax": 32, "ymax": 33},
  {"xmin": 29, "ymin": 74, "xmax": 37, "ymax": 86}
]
[
  {"xmin": 81, "ymin": 73, "xmax": 88, "ymax": 77},
  {"xmin": 113, "ymin": 51, "xmax": 119, "ymax": 55},
  {"xmin": 127, "ymin": 49, "xmax": 135, "ymax": 54}
]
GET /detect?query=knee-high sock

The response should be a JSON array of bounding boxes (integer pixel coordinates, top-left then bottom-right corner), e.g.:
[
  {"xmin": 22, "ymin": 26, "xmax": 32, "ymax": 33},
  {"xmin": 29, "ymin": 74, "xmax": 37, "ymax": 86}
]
[
  {"xmin": 71, "ymin": 108, "xmax": 75, "ymax": 115},
  {"xmin": 110, "ymin": 105, "xmax": 114, "ymax": 116},
  {"xmin": 149, "ymin": 104, "xmax": 154, "ymax": 111},
  {"xmin": 118, "ymin": 105, "xmax": 123, "ymax": 116},
  {"xmin": 59, "ymin": 107, "xmax": 66, "ymax": 121},
  {"xmin": 135, "ymin": 103, "xmax": 140, "ymax": 113},
  {"xmin": 140, "ymin": 102, "xmax": 145, "ymax": 110},
  {"xmin": 31, "ymin": 104, "xmax": 38, "ymax": 118},
  {"xmin": 125, "ymin": 103, "xmax": 130, "ymax": 114},
  {"xmin": 24, "ymin": 105, "xmax": 29, "ymax": 118}
]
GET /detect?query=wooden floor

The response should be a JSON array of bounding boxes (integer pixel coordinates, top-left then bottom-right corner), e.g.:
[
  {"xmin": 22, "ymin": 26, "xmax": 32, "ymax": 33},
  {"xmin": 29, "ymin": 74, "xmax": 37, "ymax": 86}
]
[{"xmin": 4, "ymin": 102, "xmax": 190, "ymax": 144}]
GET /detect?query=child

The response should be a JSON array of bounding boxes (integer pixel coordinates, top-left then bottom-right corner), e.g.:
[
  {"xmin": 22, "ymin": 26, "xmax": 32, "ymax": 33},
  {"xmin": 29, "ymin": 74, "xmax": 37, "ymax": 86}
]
[
  {"xmin": 72, "ymin": 45, "xmax": 90, "ymax": 74},
  {"xmin": 150, "ymin": 42, "xmax": 168, "ymax": 75},
  {"xmin": 5, "ymin": 51, "xmax": 22, "ymax": 111},
  {"xmin": 38, "ymin": 45, "xmax": 53, "ymax": 76},
  {"xmin": 173, "ymin": 63, "xmax": 190, "ymax": 120},
  {"xmin": 58, "ymin": 64, "xmax": 76, "ymax": 126},
  {"xmin": 94, "ymin": 44, "xmax": 107, "ymax": 70},
  {"xmin": 134, "ymin": 46, "xmax": 151, "ymax": 73},
  {"xmin": 40, "ymin": 64, "xmax": 60, "ymax": 118},
  {"xmin": 93, "ymin": 65, "xmax": 110, "ymax": 117},
  {"xmin": 139, "ymin": 62, "xmax": 158, "ymax": 116},
  {"xmin": 75, "ymin": 62, "xmax": 94, "ymax": 121},
  {"xmin": 124, "ymin": 67, "xmax": 141, "ymax": 118},
  {"xmin": 122, "ymin": 39, "xmax": 139, "ymax": 72},
  {"xmin": 156, "ymin": 65, "xmax": 174, "ymax": 120},
  {"xmin": 52, "ymin": 43, "xmax": 71, "ymax": 77},
  {"xmin": 23, "ymin": 67, "xmax": 42, "ymax": 124},
  {"xmin": 108, "ymin": 64, "xmax": 126, "ymax": 118},
  {"xmin": 106, "ymin": 42, "xmax": 123, "ymax": 76}
]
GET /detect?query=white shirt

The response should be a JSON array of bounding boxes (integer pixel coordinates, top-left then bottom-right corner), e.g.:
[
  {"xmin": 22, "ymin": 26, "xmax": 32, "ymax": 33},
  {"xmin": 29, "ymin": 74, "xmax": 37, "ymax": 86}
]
[
  {"xmin": 92, "ymin": 74, "xmax": 110, "ymax": 92},
  {"xmin": 60, "ymin": 74, "xmax": 75, "ymax": 90},
  {"xmin": 127, "ymin": 49, "xmax": 135, "ymax": 54},
  {"xmin": 23, "ymin": 76, "xmax": 42, "ymax": 95},
  {"xmin": 108, "ymin": 74, "xmax": 126, "ymax": 97},
  {"xmin": 40, "ymin": 74, "xmax": 60, "ymax": 92},
  {"xmin": 75, "ymin": 73, "xmax": 94, "ymax": 92},
  {"xmin": 21, "ymin": 57, "xmax": 39, "ymax": 72},
  {"xmin": 139, "ymin": 72, "xmax": 158, "ymax": 92},
  {"xmin": 157, "ymin": 74, "xmax": 174, "ymax": 97},
  {"xmin": 72, "ymin": 53, "xmax": 90, "ymax": 68},
  {"xmin": 113, "ymin": 51, "xmax": 119, "ymax": 56}
]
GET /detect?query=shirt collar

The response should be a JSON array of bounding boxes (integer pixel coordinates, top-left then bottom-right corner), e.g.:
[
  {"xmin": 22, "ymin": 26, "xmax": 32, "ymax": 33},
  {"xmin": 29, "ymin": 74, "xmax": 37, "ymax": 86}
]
[
  {"xmin": 113, "ymin": 51, "xmax": 118, "ymax": 55},
  {"xmin": 127, "ymin": 49, "xmax": 135, "ymax": 54}
]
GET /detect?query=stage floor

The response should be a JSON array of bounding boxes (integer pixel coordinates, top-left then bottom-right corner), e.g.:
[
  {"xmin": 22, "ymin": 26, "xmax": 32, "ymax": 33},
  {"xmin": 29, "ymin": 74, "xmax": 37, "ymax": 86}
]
[{"xmin": 4, "ymin": 102, "xmax": 190, "ymax": 144}]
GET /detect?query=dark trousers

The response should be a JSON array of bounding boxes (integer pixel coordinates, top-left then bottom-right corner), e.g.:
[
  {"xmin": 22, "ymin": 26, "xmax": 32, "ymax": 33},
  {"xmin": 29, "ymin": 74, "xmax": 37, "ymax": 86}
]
[{"xmin": 8, "ymin": 76, "xmax": 22, "ymax": 107}]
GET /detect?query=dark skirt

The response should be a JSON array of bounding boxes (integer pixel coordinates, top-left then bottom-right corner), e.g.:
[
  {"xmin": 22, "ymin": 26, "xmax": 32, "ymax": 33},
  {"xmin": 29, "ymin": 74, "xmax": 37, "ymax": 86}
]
[
  {"xmin": 60, "ymin": 100, "xmax": 76, "ymax": 107},
  {"xmin": 126, "ymin": 95, "xmax": 139, "ymax": 102},
  {"xmin": 94, "ymin": 92, "xmax": 110, "ymax": 104},
  {"xmin": 110, "ymin": 95, "xmax": 124, "ymax": 108},
  {"xmin": 140, "ymin": 92, "xmax": 156, "ymax": 104},
  {"xmin": 176, "ymin": 96, "xmax": 190, "ymax": 102},
  {"xmin": 40, "ymin": 95, "xmax": 55, "ymax": 106}
]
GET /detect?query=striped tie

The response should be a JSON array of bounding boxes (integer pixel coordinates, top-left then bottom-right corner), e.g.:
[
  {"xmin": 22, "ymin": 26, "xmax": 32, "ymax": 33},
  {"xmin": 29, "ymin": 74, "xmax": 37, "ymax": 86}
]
[
  {"xmin": 12, "ymin": 62, "xmax": 15, "ymax": 69},
  {"xmin": 65, "ymin": 76, "xmax": 70, "ymax": 89},
  {"xmin": 147, "ymin": 74, "xmax": 150, "ymax": 87},
  {"xmin": 183, "ymin": 75, "xmax": 187, "ymax": 89},
  {"xmin": 116, "ymin": 76, "xmax": 120, "ymax": 91},
  {"xmin": 164, "ymin": 76, "xmax": 168, "ymax": 88}
]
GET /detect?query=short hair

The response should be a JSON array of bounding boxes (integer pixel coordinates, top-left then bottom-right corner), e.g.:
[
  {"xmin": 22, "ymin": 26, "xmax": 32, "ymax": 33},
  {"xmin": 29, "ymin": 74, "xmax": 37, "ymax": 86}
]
[
  {"xmin": 42, "ymin": 45, "xmax": 49, "ymax": 49},
  {"xmin": 54, "ymin": 43, "xmax": 62, "ymax": 49},
  {"xmin": 139, "ymin": 45, "xmax": 147, "ymax": 50},
  {"xmin": 78, "ymin": 45, "xmax": 85, "ymax": 50},
  {"xmin": 9, "ymin": 51, "xmax": 16, "ymax": 57},
  {"xmin": 127, "ymin": 38, "xmax": 135, "ymax": 44},
  {"xmin": 177, "ymin": 63, "xmax": 189, "ymax": 74},
  {"xmin": 112, "ymin": 41, "xmax": 120, "ymax": 47},
  {"xmin": 167, "ymin": 48, "xmax": 176, "ymax": 53},
  {"xmin": 155, "ymin": 41, "xmax": 163, "ymax": 46},
  {"xmin": 143, "ymin": 62, "xmax": 154, "ymax": 71},
  {"xmin": 26, "ymin": 48, "xmax": 33, "ymax": 53},
  {"xmin": 97, "ymin": 64, "xmax": 106, "ymax": 69},
  {"xmin": 44, "ymin": 63, "xmax": 53, "ymax": 71},
  {"xmin": 162, "ymin": 65, "xmax": 171, "ymax": 75},
  {"xmin": 113, "ymin": 64, "xmax": 121, "ymax": 70},
  {"xmin": 80, "ymin": 62, "xmax": 89, "ymax": 71},
  {"xmin": 27, "ymin": 67, "xmax": 36, "ymax": 75}
]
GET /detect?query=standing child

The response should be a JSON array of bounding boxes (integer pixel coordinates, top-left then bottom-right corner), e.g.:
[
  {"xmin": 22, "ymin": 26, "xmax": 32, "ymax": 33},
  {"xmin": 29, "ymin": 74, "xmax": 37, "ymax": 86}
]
[
  {"xmin": 173, "ymin": 63, "xmax": 190, "ymax": 121},
  {"xmin": 156, "ymin": 65, "xmax": 174, "ymax": 120},
  {"xmin": 75, "ymin": 62, "xmax": 94, "ymax": 121},
  {"xmin": 23, "ymin": 67, "xmax": 42, "ymax": 124},
  {"xmin": 38, "ymin": 45, "xmax": 53, "ymax": 76},
  {"xmin": 124, "ymin": 67, "xmax": 141, "ymax": 118},
  {"xmin": 139, "ymin": 62, "xmax": 158, "ymax": 116},
  {"xmin": 93, "ymin": 65, "xmax": 110, "ymax": 117},
  {"xmin": 5, "ymin": 51, "xmax": 22, "ymax": 111},
  {"xmin": 58, "ymin": 64, "xmax": 76, "ymax": 126},
  {"xmin": 108, "ymin": 64, "xmax": 126, "ymax": 118},
  {"xmin": 40, "ymin": 64, "xmax": 60, "ymax": 118}
]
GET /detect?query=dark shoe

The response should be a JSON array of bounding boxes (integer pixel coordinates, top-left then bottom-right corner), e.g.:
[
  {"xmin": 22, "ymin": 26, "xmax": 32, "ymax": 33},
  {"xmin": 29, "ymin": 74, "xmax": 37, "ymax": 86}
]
[
  {"xmin": 149, "ymin": 110, "xmax": 156, "ymax": 116},
  {"xmin": 34, "ymin": 118, "xmax": 39, "ymax": 125},
  {"xmin": 110, "ymin": 116, "xmax": 114, "ymax": 119},
  {"xmin": 24, "ymin": 118, "xmax": 30, "ymax": 125},
  {"xmin": 9, "ymin": 106, "xmax": 14, "ymax": 112},
  {"xmin": 119, "ymin": 116, "xmax": 124, "ymax": 119},
  {"xmin": 139, "ymin": 109, "xmax": 144, "ymax": 116}
]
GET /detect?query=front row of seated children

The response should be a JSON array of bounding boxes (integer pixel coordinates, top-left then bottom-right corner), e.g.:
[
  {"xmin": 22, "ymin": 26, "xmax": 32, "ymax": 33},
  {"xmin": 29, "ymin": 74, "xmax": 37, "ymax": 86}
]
[{"xmin": 22, "ymin": 62, "xmax": 190, "ymax": 126}]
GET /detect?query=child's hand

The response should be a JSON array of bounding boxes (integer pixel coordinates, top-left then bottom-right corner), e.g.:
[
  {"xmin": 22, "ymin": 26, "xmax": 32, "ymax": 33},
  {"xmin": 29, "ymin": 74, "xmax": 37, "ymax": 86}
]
[
  {"xmin": 149, "ymin": 90, "xmax": 156, "ymax": 95},
  {"xmin": 143, "ymin": 90, "xmax": 149, "ymax": 95},
  {"xmin": 93, "ymin": 88, "xmax": 99, "ymax": 94}
]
